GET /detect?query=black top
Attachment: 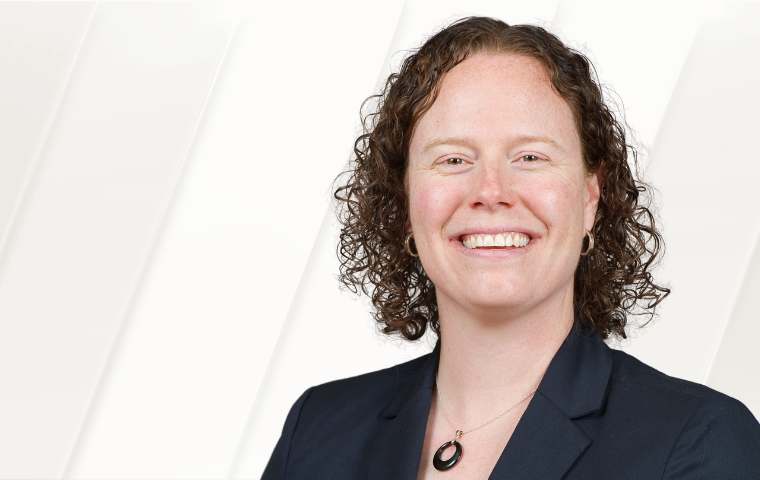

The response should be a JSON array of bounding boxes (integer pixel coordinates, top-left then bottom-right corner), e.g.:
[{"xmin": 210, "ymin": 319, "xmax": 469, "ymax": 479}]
[{"xmin": 263, "ymin": 324, "xmax": 760, "ymax": 479}]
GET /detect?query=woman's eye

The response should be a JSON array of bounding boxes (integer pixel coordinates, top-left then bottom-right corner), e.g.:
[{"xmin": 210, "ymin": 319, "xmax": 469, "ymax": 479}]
[
  {"xmin": 522, "ymin": 154, "xmax": 539, "ymax": 162},
  {"xmin": 446, "ymin": 157, "xmax": 464, "ymax": 165}
]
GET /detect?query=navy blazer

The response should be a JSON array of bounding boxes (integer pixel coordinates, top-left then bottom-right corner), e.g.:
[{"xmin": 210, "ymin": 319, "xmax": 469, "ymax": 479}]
[{"xmin": 263, "ymin": 324, "xmax": 760, "ymax": 479}]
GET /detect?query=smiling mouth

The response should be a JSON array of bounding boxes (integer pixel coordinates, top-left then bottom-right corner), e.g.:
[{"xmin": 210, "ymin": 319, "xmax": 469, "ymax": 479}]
[{"xmin": 460, "ymin": 232, "xmax": 532, "ymax": 249}]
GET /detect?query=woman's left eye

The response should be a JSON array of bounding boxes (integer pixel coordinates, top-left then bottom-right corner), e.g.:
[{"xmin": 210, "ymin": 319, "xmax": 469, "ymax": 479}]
[{"xmin": 522, "ymin": 154, "xmax": 539, "ymax": 162}]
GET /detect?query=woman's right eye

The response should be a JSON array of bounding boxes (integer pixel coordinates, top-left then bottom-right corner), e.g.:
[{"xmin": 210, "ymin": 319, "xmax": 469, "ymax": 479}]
[{"xmin": 446, "ymin": 157, "xmax": 464, "ymax": 165}]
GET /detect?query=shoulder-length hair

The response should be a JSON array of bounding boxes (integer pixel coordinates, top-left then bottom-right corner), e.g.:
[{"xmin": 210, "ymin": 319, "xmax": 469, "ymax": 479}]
[{"xmin": 334, "ymin": 16, "xmax": 669, "ymax": 340}]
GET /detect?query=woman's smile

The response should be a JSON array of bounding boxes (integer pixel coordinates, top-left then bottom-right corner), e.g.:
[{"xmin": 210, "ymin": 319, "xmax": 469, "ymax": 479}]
[
  {"xmin": 446, "ymin": 230, "xmax": 537, "ymax": 261},
  {"xmin": 459, "ymin": 232, "xmax": 531, "ymax": 249}
]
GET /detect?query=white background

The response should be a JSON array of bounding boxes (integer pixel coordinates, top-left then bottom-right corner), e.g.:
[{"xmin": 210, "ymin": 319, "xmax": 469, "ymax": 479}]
[{"xmin": 0, "ymin": 1, "xmax": 758, "ymax": 478}]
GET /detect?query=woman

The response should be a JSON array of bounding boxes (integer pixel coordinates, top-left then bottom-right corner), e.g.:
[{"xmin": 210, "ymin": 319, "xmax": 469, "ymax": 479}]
[{"xmin": 263, "ymin": 17, "xmax": 760, "ymax": 479}]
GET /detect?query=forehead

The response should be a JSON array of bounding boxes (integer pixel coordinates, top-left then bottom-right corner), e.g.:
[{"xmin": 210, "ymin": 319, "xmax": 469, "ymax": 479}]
[{"xmin": 411, "ymin": 53, "xmax": 579, "ymax": 153}]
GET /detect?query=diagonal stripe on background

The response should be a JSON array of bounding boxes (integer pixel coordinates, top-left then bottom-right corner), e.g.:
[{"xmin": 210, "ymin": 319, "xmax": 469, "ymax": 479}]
[
  {"xmin": 0, "ymin": 3, "xmax": 235, "ymax": 478},
  {"xmin": 62, "ymin": 6, "xmax": 239, "ymax": 479},
  {"xmin": 626, "ymin": 2, "xmax": 760, "ymax": 391},
  {"xmin": 700, "ymin": 2, "xmax": 760, "ymax": 420},
  {"xmin": 0, "ymin": 3, "xmax": 98, "ymax": 478}
]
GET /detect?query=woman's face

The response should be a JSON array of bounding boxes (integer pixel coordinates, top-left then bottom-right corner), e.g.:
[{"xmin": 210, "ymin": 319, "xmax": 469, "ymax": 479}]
[{"xmin": 407, "ymin": 54, "xmax": 600, "ymax": 318}]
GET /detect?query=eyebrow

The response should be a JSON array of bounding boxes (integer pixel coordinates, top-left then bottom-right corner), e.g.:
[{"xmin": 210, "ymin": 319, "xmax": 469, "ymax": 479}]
[
  {"xmin": 510, "ymin": 134, "xmax": 569, "ymax": 155},
  {"xmin": 420, "ymin": 136, "xmax": 479, "ymax": 156},
  {"xmin": 419, "ymin": 134, "xmax": 568, "ymax": 156}
]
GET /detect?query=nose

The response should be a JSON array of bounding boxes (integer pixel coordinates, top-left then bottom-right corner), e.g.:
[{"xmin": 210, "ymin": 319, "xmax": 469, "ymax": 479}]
[{"xmin": 469, "ymin": 158, "xmax": 514, "ymax": 210}]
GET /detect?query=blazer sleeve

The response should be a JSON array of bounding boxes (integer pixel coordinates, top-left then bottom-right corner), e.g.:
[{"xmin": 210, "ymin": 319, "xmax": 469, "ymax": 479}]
[
  {"xmin": 662, "ymin": 395, "xmax": 760, "ymax": 479},
  {"xmin": 261, "ymin": 387, "xmax": 314, "ymax": 480}
]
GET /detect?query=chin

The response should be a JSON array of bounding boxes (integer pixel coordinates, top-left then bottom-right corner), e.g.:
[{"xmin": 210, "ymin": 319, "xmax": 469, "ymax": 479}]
[{"xmin": 460, "ymin": 283, "xmax": 533, "ymax": 312}]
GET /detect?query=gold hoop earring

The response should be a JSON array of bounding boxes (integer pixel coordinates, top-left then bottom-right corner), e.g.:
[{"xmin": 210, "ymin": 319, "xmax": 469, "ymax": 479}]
[
  {"xmin": 405, "ymin": 232, "xmax": 419, "ymax": 257},
  {"xmin": 581, "ymin": 230, "xmax": 595, "ymax": 256}
]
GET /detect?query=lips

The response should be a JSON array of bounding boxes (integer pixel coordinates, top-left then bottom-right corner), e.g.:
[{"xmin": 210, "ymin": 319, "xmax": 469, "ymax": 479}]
[{"xmin": 460, "ymin": 232, "xmax": 531, "ymax": 249}]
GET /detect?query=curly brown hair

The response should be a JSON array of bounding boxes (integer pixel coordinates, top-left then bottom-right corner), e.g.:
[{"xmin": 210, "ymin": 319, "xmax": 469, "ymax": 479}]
[{"xmin": 334, "ymin": 16, "xmax": 669, "ymax": 341}]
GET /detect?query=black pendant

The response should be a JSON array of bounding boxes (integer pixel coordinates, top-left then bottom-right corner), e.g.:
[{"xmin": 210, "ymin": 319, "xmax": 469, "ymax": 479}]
[{"xmin": 433, "ymin": 440, "xmax": 463, "ymax": 471}]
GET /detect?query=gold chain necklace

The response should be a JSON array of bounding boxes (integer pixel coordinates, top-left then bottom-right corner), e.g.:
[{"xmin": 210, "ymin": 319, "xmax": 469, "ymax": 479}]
[{"xmin": 432, "ymin": 372, "xmax": 538, "ymax": 471}]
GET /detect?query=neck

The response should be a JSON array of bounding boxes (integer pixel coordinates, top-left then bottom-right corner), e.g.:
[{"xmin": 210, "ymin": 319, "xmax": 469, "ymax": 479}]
[{"xmin": 434, "ymin": 287, "xmax": 574, "ymax": 427}]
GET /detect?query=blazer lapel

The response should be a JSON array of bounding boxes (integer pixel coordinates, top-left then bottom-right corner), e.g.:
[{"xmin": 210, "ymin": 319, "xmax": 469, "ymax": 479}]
[
  {"xmin": 490, "ymin": 323, "xmax": 613, "ymax": 480},
  {"xmin": 365, "ymin": 343, "xmax": 439, "ymax": 480},
  {"xmin": 489, "ymin": 392, "xmax": 591, "ymax": 479}
]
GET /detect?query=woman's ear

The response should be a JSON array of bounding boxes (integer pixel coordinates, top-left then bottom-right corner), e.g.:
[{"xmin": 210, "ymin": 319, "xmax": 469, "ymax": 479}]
[{"xmin": 585, "ymin": 161, "xmax": 604, "ymax": 230}]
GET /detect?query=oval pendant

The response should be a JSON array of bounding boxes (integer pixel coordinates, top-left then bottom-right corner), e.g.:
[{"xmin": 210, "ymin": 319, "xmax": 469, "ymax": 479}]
[{"xmin": 432, "ymin": 440, "xmax": 463, "ymax": 471}]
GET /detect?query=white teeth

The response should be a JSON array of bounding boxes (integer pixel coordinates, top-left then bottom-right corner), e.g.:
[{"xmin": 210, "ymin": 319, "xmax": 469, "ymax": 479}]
[{"xmin": 461, "ymin": 232, "xmax": 531, "ymax": 249}]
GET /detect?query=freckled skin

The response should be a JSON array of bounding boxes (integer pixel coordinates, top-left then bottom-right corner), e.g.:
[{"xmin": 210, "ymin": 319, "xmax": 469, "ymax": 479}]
[{"xmin": 408, "ymin": 53, "xmax": 600, "ymax": 323}]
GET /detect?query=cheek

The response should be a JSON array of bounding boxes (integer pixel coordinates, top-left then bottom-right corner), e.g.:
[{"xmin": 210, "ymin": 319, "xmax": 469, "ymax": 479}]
[
  {"xmin": 521, "ymin": 176, "xmax": 584, "ymax": 232},
  {"xmin": 409, "ymin": 178, "xmax": 463, "ymax": 234}
]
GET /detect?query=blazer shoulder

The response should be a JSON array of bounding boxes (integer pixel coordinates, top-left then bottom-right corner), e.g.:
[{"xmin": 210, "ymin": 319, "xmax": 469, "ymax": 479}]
[
  {"xmin": 607, "ymin": 349, "xmax": 760, "ymax": 475},
  {"xmin": 609, "ymin": 348, "xmax": 745, "ymax": 405},
  {"xmin": 315, "ymin": 350, "xmax": 431, "ymax": 389},
  {"xmin": 262, "ymin": 351, "xmax": 434, "ymax": 479},
  {"xmin": 305, "ymin": 351, "xmax": 432, "ymax": 416}
]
